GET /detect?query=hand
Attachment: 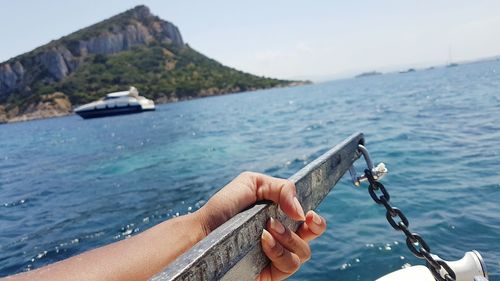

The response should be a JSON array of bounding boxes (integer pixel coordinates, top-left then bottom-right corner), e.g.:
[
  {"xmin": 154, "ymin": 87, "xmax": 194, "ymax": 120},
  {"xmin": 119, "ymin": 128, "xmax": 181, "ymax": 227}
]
[
  {"xmin": 4, "ymin": 172, "xmax": 325, "ymax": 281},
  {"xmin": 197, "ymin": 172, "xmax": 327, "ymax": 281},
  {"xmin": 259, "ymin": 210, "xmax": 326, "ymax": 281}
]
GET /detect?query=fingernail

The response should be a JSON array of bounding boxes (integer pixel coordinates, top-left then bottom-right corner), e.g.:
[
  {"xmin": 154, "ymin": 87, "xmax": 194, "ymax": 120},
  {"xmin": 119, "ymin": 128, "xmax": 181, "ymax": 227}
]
[
  {"xmin": 262, "ymin": 229, "xmax": 276, "ymax": 247},
  {"xmin": 293, "ymin": 197, "xmax": 306, "ymax": 220},
  {"xmin": 270, "ymin": 217, "xmax": 285, "ymax": 234},
  {"xmin": 313, "ymin": 212, "xmax": 322, "ymax": 225}
]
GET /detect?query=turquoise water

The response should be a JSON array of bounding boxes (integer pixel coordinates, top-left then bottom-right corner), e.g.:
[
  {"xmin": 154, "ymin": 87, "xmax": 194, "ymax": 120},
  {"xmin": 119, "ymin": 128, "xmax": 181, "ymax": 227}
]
[{"xmin": 1, "ymin": 61, "xmax": 499, "ymax": 280}]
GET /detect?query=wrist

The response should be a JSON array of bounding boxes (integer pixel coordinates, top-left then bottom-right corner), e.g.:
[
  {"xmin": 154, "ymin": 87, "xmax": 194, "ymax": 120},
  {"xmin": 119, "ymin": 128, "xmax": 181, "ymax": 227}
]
[
  {"xmin": 193, "ymin": 207, "xmax": 213, "ymax": 238},
  {"xmin": 194, "ymin": 202, "xmax": 231, "ymax": 237}
]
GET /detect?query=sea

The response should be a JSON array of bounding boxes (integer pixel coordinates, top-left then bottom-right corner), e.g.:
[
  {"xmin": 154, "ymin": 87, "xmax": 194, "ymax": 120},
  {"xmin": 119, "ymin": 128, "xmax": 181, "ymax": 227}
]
[{"xmin": 1, "ymin": 60, "xmax": 499, "ymax": 280}]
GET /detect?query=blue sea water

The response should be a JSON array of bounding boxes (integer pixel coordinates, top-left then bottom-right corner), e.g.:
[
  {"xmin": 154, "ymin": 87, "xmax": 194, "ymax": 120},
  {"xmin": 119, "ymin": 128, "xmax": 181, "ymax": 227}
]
[{"xmin": 0, "ymin": 61, "xmax": 499, "ymax": 280}]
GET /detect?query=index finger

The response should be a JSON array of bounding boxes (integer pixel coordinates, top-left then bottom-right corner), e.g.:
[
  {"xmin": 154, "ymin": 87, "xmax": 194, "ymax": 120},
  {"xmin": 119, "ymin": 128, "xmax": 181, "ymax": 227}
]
[
  {"xmin": 243, "ymin": 172, "xmax": 305, "ymax": 221},
  {"xmin": 214, "ymin": 172, "xmax": 306, "ymax": 222}
]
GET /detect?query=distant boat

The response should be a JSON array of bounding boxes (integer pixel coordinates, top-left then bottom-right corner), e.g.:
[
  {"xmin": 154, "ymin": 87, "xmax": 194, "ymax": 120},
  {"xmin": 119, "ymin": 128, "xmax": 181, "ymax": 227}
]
[
  {"xmin": 446, "ymin": 45, "xmax": 458, "ymax": 68},
  {"xmin": 355, "ymin": 71, "xmax": 382, "ymax": 78},
  {"xmin": 74, "ymin": 87, "xmax": 155, "ymax": 119},
  {"xmin": 399, "ymin": 68, "xmax": 416, "ymax": 74}
]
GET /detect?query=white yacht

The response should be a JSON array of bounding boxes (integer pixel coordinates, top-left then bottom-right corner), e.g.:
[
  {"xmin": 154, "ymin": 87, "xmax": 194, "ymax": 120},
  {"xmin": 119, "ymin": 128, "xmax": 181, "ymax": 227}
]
[{"xmin": 74, "ymin": 87, "xmax": 155, "ymax": 119}]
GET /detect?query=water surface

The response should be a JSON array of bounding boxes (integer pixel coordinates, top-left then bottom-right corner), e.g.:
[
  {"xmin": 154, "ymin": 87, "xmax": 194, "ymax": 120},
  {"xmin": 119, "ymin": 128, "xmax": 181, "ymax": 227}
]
[{"xmin": 1, "ymin": 61, "xmax": 499, "ymax": 280}]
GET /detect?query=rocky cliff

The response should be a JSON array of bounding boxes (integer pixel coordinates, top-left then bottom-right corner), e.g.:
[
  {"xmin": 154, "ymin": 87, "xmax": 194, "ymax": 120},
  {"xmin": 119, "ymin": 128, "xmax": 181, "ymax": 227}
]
[
  {"xmin": 0, "ymin": 5, "xmax": 300, "ymax": 124},
  {"xmin": 0, "ymin": 5, "xmax": 183, "ymax": 97}
]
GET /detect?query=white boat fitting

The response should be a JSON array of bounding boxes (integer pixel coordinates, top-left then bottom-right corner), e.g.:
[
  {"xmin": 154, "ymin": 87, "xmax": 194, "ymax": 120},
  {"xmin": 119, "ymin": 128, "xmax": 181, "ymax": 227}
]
[
  {"xmin": 150, "ymin": 134, "xmax": 489, "ymax": 281},
  {"xmin": 376, "ymin": 251, "xmax": 488, "ymax": 281},
  {"xmin": 74, "ymin": 86, "xmax": 155, "ymax": 119}
]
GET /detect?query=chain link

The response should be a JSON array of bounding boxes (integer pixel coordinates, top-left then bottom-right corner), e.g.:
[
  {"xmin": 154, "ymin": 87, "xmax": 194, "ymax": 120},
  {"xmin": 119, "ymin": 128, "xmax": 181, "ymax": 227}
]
[{"xmin": 364, "ymin": 169, "xmax": 456, "ymax": 281}]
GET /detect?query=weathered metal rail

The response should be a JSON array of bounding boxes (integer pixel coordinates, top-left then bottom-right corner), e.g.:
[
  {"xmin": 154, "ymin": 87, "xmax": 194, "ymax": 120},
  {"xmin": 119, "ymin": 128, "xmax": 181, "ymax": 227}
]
[{"xmin": 151, "ymin": 132, "xmax": 365, "ymax": 281}]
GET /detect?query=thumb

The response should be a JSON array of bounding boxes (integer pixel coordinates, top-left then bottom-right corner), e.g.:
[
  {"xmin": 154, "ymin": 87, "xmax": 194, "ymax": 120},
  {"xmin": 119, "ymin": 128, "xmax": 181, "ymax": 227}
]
[
  {"xmin": 241, "ymin": 172, "xmax": 306, "ymax": 221},
  {"xmin": 201, "ymin": 172, "xmax": 306, "ymax": 233}
]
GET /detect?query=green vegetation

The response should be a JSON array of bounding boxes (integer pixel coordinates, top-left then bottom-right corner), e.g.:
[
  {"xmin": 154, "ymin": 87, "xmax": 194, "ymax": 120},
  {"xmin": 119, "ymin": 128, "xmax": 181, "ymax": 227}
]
[
  {"xmin": 2, "ymin": 43, "xmax": 291, "ymax": 111},
  {"xmin": 0, "ymin": 5, "xmax": 301, "ymax": 120},
  {"xmin": 8, "ymin": 43, "xmax": 291, "ymax": 109}
]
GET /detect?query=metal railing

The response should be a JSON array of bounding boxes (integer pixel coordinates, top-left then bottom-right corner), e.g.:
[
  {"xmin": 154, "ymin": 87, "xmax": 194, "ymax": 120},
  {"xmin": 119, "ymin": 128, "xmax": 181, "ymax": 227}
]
[{"xmin": 151, "ymin": 132, "xmax": 365, "ymax": 281}]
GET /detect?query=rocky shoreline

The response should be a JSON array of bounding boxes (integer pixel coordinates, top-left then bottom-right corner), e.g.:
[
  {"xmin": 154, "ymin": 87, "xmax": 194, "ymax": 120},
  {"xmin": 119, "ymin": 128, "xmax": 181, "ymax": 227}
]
[
  {"xmin": 0, "ymin": 81, "xmax": 310, "ymax": 124},
  {"xmin": 0, "ymin": 93, "xmax": 72, "ymax": 123},
  {"xmin": 0, "ymin": 5, "xmax": 311, "ymax": 125}
]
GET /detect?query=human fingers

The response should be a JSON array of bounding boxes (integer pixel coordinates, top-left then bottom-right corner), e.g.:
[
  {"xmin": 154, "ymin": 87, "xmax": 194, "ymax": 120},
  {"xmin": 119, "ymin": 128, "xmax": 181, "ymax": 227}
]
[
  {"xmin": 209, "ymin": 172, "xmax": 305, "ymax": 221},
  {"xmin": 260, "ymin": 230, "xmax": 301, "ymax": 281},
  {"xmin": 198, "ymin": 172, "xmax": 305, "ymax": 234},
  {"xmin": 257, "ymin": 214, "xmax": 325, "ymax": 281},
  {"xmin": 266, "ymin": 218, "xmax": 311, "ymax": 262},
  {"xmin": 296, "ymin": 210, "xmax": 327, "ymax": 242},
  {"xmin": 240, "ymin": 172, "xmax": 305, "ymax": 221}
]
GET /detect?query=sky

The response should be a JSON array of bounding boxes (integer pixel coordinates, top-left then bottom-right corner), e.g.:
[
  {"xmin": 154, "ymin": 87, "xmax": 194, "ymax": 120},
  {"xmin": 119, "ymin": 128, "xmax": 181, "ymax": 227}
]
[{"xmin": 1, "ymin": 0, "xmax": 500, "ymax": 81}]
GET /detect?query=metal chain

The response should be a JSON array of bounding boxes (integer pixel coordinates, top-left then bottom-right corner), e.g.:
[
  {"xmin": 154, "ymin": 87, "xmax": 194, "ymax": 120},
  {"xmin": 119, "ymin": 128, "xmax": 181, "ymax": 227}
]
[{"xmin": 364, "ymin": 169, "xmax": 456, "ymax": 281}]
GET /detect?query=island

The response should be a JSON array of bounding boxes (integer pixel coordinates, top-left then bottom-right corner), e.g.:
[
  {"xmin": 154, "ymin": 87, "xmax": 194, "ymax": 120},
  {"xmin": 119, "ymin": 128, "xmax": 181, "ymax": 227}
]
[
  {"xmin": 399, "ymin": 68, "xmax": 416, "ymax": 74},
  {"xmin": 0, "ymin": 5, "xmax": 309, "ymax": 123},
  {"xmin": 355, "ymin": 71, "xmax": 383, "ymax": 78}
]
